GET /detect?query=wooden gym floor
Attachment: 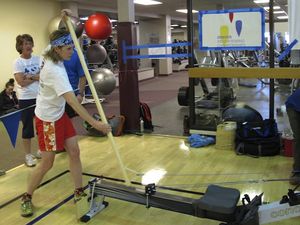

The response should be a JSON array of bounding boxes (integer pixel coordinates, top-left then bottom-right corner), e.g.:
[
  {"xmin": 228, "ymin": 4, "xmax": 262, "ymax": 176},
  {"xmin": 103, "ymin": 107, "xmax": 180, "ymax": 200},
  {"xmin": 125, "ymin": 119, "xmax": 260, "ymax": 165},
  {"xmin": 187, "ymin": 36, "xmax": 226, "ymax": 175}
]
[{"xmin": 0, "ymin": 134, "xmax": 298, "ymax": 225}]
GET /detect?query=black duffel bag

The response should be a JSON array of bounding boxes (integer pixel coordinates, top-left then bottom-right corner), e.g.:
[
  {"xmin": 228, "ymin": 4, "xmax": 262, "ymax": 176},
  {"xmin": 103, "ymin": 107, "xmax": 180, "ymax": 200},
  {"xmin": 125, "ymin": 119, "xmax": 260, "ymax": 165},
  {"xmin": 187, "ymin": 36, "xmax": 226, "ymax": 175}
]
[
  {"xmin": 235, "ymin": 119, "xmax": 281, "ymax": 157},
  {"xmin": 236, "ymin": 135, "xmax": 281, "ymax": 156}
]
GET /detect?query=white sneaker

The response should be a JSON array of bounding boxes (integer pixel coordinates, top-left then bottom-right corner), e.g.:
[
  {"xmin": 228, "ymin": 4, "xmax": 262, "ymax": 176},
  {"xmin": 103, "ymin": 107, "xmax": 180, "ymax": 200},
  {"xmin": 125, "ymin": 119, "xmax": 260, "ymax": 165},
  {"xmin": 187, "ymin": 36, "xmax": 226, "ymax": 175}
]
[
  {"xmin": 35, "ymin": 150, "xmax": 42, "ymax": 159},
  {"xmin": 25, "ymin": 154, "xmax": 37, "ymax": 167}
]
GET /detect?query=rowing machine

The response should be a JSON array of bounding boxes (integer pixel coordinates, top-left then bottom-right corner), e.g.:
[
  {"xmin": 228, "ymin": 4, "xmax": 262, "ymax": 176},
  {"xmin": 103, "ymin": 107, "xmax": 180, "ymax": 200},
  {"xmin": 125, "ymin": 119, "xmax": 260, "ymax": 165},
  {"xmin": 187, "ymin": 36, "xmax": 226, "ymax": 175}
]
[{"xmin": 77, "ymin": 178, "xmax": 268, "ymax": 224}]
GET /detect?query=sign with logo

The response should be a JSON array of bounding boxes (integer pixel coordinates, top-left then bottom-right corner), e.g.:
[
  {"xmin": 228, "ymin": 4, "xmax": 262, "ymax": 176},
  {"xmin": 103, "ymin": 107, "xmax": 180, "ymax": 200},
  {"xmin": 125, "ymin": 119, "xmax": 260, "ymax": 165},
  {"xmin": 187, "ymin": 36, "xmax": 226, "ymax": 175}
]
[
  {"xmin": 199, "ymin": 8, "xmax": 265, "ymax": 51},
  {"xmin": 258, "ymin": 200, "xmax": 300, "ymax": 224}
]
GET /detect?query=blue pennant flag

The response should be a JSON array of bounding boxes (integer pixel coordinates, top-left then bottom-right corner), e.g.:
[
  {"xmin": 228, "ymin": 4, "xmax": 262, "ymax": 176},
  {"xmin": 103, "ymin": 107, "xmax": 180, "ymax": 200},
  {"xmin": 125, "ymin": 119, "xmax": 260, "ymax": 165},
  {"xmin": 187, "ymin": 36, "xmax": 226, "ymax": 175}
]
[{"xmin": 0, "ymin": 111, "xmax": 21, "ymax": 148}]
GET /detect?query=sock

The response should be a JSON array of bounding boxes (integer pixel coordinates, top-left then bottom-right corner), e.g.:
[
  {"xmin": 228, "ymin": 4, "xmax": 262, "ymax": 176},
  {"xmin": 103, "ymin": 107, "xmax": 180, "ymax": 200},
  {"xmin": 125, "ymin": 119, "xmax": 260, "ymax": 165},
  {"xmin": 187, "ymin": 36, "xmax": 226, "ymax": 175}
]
[
  {"xmin": 74, "ymin": 187, "xmax": 84, "ymax": 195},
  {"xmin": 22, "ymin": 193, "xmax": 32, "ymax": 201}
]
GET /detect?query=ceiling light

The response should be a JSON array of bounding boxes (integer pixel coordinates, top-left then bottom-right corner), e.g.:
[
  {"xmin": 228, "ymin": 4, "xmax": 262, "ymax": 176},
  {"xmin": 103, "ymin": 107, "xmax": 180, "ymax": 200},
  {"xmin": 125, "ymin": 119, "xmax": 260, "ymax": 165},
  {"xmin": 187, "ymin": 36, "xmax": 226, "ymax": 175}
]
[
  {"xmin": 273, "ymin": 11, "xmax": 286, "ymax": 14},
  {"xmin": 254, "ymin": 0, "xmax": 269, "ymax": 3},
  {"xmin": 277, "ymin": 15, "xmax": 288, "ymax": 19},
  {"xmin": 134, "ymin": 0, "xmax": 162, "ymax": 5},
  {"xmin": 263, "ymin": 6, "xmax": 280, "ymax": 10},
  {"xmin": 110, "ymin": 19, "xmax": 118, "ymax": 22},
  {"xmin": 171, "ymin": 24, "xmax": 179, "ymax": 27},
  {"xmin": 176, "ymin": 9, "xmax": 198, "ymax": 14},
  {"xmin": 181, "ymin": 25, "xmax": 187, "ymax": 28}
]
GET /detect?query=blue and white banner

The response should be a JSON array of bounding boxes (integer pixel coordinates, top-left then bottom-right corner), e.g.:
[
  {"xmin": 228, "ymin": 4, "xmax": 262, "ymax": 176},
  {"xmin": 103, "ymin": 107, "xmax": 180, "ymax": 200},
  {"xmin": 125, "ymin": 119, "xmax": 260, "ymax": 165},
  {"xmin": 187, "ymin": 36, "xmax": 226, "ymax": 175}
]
[
  {"xmin": 199, "ymin": 8, "xmax": 265, "ymax": 51},
  {"xmin": 122, "ymin": 41, "xmax": 192, "ymax": 63}
]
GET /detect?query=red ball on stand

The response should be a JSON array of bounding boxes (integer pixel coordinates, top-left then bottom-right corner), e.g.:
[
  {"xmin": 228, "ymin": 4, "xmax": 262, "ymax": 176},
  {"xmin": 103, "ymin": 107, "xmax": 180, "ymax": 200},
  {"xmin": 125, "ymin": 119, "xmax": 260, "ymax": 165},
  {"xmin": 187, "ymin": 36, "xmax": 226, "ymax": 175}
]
[{"xmin": 85, "ymin": 13, "xmax": 112, "ymax": 40}]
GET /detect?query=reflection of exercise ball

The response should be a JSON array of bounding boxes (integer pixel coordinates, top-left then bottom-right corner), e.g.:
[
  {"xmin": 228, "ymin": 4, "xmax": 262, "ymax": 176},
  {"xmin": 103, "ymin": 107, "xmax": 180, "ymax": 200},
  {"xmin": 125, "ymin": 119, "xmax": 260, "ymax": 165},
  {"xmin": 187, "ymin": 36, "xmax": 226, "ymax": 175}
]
[
  {"xmin": 86, "ymin": 44, "xmax": 107, "ymax": 64},
  {"xmin": 92, "ymin": 68, "xmax": 116, "ymax": 95},
  {"xmin": 48, "ymin": 16, "xmax": 84, "ymax": 38}
]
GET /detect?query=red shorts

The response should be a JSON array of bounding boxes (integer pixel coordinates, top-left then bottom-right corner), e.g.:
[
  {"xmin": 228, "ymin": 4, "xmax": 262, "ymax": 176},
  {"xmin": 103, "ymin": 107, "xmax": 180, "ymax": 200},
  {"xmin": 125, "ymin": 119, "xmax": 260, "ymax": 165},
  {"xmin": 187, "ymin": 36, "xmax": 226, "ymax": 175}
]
[{"xmin": 35, "ymin": 113, "xmax": 76, "ymax": 152}]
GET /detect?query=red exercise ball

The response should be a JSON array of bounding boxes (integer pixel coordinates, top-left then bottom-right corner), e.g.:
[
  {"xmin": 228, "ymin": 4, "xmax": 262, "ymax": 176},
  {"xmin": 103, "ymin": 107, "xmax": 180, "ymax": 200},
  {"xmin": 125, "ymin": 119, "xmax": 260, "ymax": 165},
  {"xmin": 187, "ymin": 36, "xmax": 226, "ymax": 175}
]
[{"xmin": 85, "ymin": 13, "xmax": 112, "ymax": 40}]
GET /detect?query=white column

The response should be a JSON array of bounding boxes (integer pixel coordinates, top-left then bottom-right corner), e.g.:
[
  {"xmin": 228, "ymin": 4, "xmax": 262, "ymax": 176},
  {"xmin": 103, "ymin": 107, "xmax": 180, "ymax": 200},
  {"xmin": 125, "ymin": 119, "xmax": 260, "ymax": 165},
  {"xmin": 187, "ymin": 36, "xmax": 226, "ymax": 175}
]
[
  {"xmin": 118, "ymin": 0, "xmax": 135, "ymax": 22},
  {"xmin": 159, "ymin": 15, "xmax": 172, "ymax": 75},
  {"xmin": 288, "ymin": 0, "xmax": 300, "ymax": 48},
  {"xmin": 288, "ymin": 0, "xmax": 300, "ymax": 64}
]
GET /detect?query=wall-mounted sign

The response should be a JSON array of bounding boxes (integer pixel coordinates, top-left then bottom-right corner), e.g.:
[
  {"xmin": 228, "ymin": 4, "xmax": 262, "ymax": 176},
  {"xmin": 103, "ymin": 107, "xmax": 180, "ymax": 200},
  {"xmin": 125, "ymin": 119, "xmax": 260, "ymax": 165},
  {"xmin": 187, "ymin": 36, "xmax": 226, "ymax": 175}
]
[{"xmin": 199, "ymin": 8, "xmax": 265, "ymax": 51}]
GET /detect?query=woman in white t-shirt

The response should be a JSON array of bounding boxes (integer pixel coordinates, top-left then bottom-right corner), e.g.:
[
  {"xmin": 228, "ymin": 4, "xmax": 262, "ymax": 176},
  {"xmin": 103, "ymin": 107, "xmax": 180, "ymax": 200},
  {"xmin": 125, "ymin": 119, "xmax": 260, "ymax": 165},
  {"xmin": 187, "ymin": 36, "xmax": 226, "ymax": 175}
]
[
  {"xmin": 20, "ymin": 30, "xmax": 111, "ymax": 217},
  {"xmin": 13, "ymin": 34, "xmax": 40, "ymax": 167}
]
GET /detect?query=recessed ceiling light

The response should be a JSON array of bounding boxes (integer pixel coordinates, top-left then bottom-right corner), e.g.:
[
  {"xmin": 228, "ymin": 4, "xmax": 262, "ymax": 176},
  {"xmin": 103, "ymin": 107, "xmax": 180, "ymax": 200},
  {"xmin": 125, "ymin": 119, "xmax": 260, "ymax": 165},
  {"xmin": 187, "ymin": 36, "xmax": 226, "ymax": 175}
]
[
  {"xmin": 263, "ymin": 6, "xmax": 280, "ymax": 10},
  {"xmin": 254, "ymin": 0, "xmax": 269, "ymax": 3},
  {"xmin": 273, "ymin": 11, "xmax": 286, "ymax": 14},
  {"xmin": 134, "ymin": 0, "xmax": 162, "ymax": 5},
  {"xmin": 176, "ymin": 9, "xmax": 198, "ymax": 14},
  {"xmin": 277, "ymin": 15, "xmax": 288, "ymax": 19}
]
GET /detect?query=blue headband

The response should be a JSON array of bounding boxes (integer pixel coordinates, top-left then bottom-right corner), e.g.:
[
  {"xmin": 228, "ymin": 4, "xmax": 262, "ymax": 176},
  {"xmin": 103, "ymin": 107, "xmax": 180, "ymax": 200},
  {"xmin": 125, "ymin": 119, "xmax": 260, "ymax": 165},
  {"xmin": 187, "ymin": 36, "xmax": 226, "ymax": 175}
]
[{"xmin": 50, "ymin": 34, "xmax": 73, "ymax": 47}]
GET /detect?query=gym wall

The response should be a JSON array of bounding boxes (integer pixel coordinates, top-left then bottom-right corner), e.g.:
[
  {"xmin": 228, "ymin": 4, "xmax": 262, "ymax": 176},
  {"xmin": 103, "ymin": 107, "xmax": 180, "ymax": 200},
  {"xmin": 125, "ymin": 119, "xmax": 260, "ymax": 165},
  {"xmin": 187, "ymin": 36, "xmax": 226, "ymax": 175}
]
[
  {"xmin": 265, "ymin": 22, "xmax": 288, "ymax": 36},
  {"xmin": 172, "ymin": 31, "xmax": 188, "ymax": 42},
  {"xmin": 138, "ymin": 20, "xmax": 162, "ymax": 69},
  {"xmin": 0, "ymin": 0, "xmax": 61, "ymax": 88}
]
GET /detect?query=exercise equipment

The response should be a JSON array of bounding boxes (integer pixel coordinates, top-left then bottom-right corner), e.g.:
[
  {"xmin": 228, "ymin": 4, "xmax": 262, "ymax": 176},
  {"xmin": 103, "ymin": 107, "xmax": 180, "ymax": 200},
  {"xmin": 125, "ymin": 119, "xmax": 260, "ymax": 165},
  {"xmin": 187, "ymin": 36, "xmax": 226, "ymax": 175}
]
[
  {"xmin": 48, "ymin": 15, "xmax": 84, "ymax": 38},
  {"xmin": 77, "ymin": 177, "xmax": 300, "ymax": 225},
  {"xmin": 103, "ymin": 36, "xmax": 118, "ymax": 68},
  {"xmin": 91, "ymin": 68, "xmax": 116, "ymax": 95},
  {"xmin": 86, "ymin": 44, "xmax": 107, "ymax": 65},
  {"xmin": 177, "ymin": 86, "xmax": 190, "ymax": 106},
  {"xmin": 85, "ymin": 13, "xmax": 112, "ymax": 40},
  {"xmin": 178, "ymin": 52, "xmax": 235, "ymax": 109},
  {"xmin": 172, "ymin": 39, "xmax": 189, "ymax": 66},
  {"xmin": 180, "ymin": 52, "xmax": 236, "ymax": 136},
  {"xmin": 222, "ymin": 104, "xmax": 263, "ymax": 123}
]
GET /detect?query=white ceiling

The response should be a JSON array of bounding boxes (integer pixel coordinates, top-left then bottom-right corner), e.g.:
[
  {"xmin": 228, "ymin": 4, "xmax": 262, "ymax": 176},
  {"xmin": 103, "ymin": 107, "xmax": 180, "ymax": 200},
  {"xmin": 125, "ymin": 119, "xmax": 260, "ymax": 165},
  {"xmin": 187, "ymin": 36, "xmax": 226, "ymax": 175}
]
[{"xmin": 58, "ymin": 0, "xmax": 288, "ymax": 24}]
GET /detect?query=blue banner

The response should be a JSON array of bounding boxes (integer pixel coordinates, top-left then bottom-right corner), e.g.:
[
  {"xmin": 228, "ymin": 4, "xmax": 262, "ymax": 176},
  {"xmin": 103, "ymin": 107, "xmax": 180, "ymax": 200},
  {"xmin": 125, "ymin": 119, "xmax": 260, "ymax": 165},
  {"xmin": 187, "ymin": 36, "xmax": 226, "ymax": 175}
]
[
  {"xmin": 0, "ymin": 87, "xmax": 88, "ymax": 148},
  {"xmin": 0, "ymin": 111, "xmax": 21, "ymax": 148},
  {"xmin": 278, "ymin": 39, "xmax": 298, "ymax": 61},
  {"xmin": 122, "ymin": 41, "xmax": 192, "ymax": 63}
]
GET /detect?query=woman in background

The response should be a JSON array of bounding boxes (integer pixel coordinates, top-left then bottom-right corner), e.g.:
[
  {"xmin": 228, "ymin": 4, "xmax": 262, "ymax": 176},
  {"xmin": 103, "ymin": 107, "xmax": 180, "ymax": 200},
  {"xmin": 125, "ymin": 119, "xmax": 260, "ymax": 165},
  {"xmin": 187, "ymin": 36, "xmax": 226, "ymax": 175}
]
[
  {"xmin": 13, "ymin": 34, "xmax": 41, "ymax": 167},
  {"xmin": 0, "ymin": 78, "xmax": 18, "ymax": 115}
]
